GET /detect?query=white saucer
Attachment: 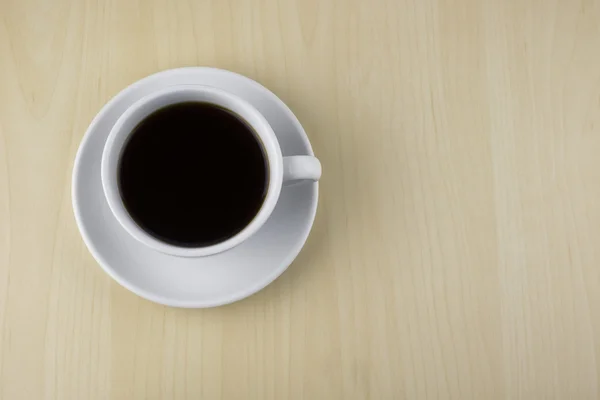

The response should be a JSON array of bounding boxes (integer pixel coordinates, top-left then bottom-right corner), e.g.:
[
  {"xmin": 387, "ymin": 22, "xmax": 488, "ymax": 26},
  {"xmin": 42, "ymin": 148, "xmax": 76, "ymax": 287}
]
[{"xmin": 72, "ymin": 68, "xmax": 318, "ymax": 308}]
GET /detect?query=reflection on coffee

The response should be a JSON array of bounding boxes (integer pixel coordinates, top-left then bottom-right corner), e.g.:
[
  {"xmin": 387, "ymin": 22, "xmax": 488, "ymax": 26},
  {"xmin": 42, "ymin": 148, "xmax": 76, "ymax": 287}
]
[{"xmin": 118, "ymin": 102, "xmax": 269, "ymax": 247}]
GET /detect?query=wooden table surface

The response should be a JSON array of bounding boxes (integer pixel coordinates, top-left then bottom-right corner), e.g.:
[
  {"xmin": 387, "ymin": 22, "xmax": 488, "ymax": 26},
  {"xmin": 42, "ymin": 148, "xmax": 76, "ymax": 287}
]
[{"xmin": 2, "ymin": 0, "xmax": 600, "ymax": 398}]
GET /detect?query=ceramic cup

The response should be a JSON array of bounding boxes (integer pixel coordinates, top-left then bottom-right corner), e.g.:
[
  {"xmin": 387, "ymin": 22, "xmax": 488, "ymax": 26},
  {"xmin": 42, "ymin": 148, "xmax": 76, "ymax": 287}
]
[{"xmin": 101, "ymin": 85, "xmax": 321, "ymax": 258}]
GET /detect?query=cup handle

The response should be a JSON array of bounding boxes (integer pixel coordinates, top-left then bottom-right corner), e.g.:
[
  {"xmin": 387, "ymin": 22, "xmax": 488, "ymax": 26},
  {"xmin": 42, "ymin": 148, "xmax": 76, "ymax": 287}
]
[{"xmin": 282, "ymin": 155, "xmax": 322, "ymax": 186}]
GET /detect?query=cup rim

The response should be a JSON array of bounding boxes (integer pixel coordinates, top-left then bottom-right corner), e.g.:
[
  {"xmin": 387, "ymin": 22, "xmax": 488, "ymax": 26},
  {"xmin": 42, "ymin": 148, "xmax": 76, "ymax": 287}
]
[{"xmin": 100, "ymin": 85, "xmax": 283, "ymax": 257}]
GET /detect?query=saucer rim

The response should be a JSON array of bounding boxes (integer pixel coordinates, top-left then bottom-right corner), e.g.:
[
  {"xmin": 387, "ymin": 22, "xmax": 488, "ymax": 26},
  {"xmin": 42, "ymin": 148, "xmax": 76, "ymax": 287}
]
[{"xmin": 72, "ymin": 67, "xmax": 319, "ymax": 308}]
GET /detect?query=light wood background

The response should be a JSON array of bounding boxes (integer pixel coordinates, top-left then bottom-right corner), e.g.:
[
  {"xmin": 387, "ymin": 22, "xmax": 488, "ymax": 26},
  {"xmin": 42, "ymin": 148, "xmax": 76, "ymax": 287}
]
[{"xmin": 1, "ymin": 0, "xmax": 600, "ymax": 398}]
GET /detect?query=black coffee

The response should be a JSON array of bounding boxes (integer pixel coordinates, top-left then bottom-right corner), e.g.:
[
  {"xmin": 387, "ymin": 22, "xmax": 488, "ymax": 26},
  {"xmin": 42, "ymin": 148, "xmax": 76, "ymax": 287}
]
[{"xmin": 118, "ymin": 102, "xmax": 269, "ymax": 247}]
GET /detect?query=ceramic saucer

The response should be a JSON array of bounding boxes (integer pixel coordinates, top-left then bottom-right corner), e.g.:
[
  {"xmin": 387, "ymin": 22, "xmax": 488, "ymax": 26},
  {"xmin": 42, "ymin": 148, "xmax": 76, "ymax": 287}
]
[{"xmin": 72, "ymin": 67, "xmax": 318, "ymax": 308}]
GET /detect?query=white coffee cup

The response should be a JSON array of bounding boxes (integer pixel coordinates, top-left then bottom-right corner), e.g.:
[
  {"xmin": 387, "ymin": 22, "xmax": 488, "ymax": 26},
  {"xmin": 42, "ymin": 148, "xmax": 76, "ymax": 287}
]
[{"xmin": 101, "ymin": 85, "xmax": 321, "ymax": 257}]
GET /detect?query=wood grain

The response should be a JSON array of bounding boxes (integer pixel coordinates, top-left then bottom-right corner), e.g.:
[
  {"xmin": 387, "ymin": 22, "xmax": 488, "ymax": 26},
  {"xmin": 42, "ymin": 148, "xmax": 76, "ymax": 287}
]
[{"xmin": 1, "ymin": 0, "xmax": 600, "ymax": 398}]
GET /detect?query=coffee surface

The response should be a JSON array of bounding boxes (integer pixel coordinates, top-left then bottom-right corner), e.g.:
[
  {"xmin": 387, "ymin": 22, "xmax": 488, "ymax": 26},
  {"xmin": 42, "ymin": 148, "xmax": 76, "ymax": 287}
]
[{"xmin": 118, "ymin": 102, "xmax": 268, "ymax": 247}]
